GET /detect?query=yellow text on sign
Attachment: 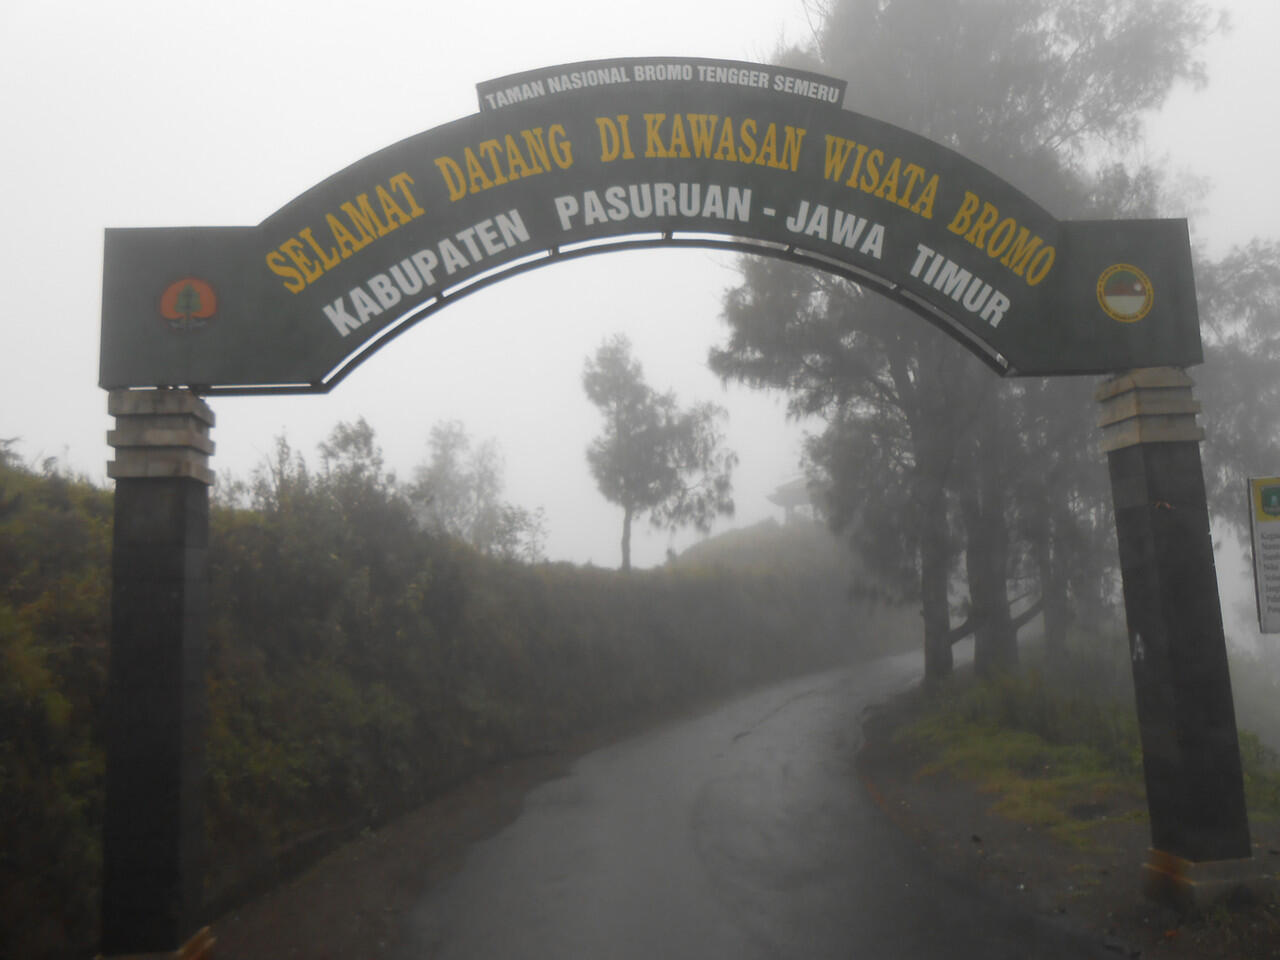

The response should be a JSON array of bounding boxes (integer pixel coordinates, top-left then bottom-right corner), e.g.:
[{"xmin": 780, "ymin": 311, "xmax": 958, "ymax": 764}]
[{"xmin": 265, "ymin": 173, "xmax": 426, "ymax": 294}]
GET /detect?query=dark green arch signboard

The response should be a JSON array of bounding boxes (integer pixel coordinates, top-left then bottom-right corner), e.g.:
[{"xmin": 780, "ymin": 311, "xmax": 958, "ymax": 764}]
[
  {"xmin": 101, "ymin": 56, "xmax": 1200, "ymax": 393},
  {"xmin": 100, "ymin": 59, "xmax": 1257, "ymax": 956}
]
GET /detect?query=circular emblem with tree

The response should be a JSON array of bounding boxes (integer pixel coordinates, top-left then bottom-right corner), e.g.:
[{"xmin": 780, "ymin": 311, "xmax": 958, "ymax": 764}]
[{"xmin": 159, "ymin": 277, "xmax": 217, "ymax": 330}]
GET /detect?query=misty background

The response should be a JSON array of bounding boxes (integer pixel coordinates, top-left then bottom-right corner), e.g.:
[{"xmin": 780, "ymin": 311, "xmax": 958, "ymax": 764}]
[
  {"xmin": 0, "ymin": 0, "xmax": 1276, "ymax": 571},
  {"xmin": 7, "ymin": 2, "xmax": 1280, "ymax": 955}
]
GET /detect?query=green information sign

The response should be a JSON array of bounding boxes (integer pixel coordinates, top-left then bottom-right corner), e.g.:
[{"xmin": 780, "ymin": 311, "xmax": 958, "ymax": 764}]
[
  {"xmin": 1249, "ymin": 476, "xmax": 1280, "ymax": 634},
  {"xmin": 100, "ymin": 57, "xmax": 1202, "ymax": 394}
]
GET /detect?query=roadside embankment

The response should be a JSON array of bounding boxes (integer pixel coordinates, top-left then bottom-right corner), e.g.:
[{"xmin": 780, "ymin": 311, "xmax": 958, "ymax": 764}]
[{"xmin": 856, "ymin": 654, "xmax": 1280, "ymax": 959}]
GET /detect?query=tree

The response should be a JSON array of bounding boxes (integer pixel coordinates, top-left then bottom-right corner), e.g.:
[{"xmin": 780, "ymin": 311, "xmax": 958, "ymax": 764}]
[
  {"xmin": 715, "ymin": 262, "xmax": 979, "ymax": 677},
  {"xmin": 714, "ymin": 0, "xmax": 1218, "ymax": 679},
  {"xmin": 410, "ymin": 421, "xmax": 546, "ymax": 562},
  {"xmin": 1193, "ymin": 240, "xmax": 1280, "ymax": 527},
  {"xmin": 583, "ymin": 334, "xmax": 737, "ymax": 571}
]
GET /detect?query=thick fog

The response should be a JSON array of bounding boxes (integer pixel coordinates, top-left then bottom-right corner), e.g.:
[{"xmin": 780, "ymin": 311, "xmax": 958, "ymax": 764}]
[{"xmin": 0, "ymin": 0, "xmax": 1275, "ymax": 575}]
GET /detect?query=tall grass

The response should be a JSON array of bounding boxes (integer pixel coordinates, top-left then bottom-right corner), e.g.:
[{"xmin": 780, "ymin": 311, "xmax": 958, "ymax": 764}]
[{"xmin": 899, "ymin": 630, "xmax": 1280, "ymax": 840}]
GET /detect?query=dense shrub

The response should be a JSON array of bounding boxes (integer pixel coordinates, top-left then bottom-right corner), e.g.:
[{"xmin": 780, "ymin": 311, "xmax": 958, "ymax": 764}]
[
  {"xmin": 911, "ymin": 635, "xmax": 1280, "ymax": 823},
  {"xmin": 0, "ymin": 450, "xmax": 884, "ymax": 958}
]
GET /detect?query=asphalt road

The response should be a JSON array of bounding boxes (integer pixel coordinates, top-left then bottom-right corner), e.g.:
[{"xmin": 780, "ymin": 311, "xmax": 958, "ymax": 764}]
[{"xmin": 396, "ymin": 654, "xmax": 1107, "ymax": 959}]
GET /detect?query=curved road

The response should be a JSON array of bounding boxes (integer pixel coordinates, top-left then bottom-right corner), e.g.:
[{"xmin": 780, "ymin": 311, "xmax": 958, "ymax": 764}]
[{"xmin": 397, "ymin": 654, "xmax": 1104, "ymax": 959}]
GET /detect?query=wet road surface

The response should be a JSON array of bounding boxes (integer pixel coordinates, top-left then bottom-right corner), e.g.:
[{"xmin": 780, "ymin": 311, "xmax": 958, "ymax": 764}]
[{"xmin": 397, "ymin": 654, "xmax": 1106, "ymax": 959}]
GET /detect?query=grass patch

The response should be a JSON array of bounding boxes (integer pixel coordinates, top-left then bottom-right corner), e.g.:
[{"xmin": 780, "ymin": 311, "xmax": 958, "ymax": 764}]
[
  {"xmin": 897, "ymin": 644, "xmax": 1280, "ymax": 850},
  {"xmin": 1240, "ymin": 731, "xmax": 1280, "ymax": 821},
  {"xmin": 898, "ymin": 649, "xmax": 1147, "ymax": 850},
  {"xmin": 900, "ymin": 708, "xmax": 1142, "ymax": 850}
]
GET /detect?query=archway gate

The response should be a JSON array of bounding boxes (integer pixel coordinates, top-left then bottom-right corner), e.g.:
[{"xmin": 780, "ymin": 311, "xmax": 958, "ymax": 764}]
[{"xmin": 98, "ymin": 57, "xmax": 1258, "ymax": 953}]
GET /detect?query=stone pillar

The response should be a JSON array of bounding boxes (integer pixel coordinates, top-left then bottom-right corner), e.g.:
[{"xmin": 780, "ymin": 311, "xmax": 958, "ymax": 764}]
[
  {"xmin": 1097, "ymin": 367, "xmax": 1270, "ymax": 910},
  {"xmin": 101, "ymin": 389, "xmax": 214, "ymax": 956}
]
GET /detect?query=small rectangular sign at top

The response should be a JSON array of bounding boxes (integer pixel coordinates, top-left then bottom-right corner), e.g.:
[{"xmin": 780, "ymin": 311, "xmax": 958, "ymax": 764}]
[
  {"xmin": 1248, "ymin": 476, "xmax": 1280, "ymax": 633},
  {"xmin": 476, "ymin": 57, "xmax": 847, "ymax": 112}
]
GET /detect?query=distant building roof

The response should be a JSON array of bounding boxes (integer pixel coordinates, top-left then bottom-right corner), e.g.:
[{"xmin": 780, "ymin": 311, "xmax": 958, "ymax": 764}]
[{"xmin": 767, "ymin": 477, "xmax": 813, "ymax": 509}]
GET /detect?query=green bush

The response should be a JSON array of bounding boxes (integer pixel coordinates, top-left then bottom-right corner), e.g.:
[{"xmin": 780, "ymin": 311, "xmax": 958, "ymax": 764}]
[
  {"xmin": 900, "ymin": 636, "xmax": 1280, "ymax": 848},
  {"xmin": 1, "ymin": 448, "xmax": 877, "ymax": 958}
]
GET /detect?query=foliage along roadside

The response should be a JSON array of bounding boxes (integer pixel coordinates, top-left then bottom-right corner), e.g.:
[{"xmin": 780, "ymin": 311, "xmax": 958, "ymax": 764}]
[
  {"xmin": 893, "ymin": 639, "xmax": 1280, "ymax": 854},
  {"xmin": 869, "ymin": 638, "xmax": 1280, "ymax": 957},
  {"xmin": 0, "ymin": 435, "xmax": 895, "ymax": 959}
]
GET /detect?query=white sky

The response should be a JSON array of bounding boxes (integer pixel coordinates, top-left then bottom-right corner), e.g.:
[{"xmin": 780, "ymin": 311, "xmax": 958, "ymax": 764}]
[{"xmin": 0, "ymin": 0, "xmax": 1277, "ymax": 571}]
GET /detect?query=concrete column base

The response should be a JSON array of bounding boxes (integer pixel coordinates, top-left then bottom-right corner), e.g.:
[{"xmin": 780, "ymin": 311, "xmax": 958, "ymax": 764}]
[
  {"xmin": 106, "ymin": 389, "xmax": 215, "ymax": 484},
  {"xmin": 1142, "ymin": 849, "xmax": 1275, "ymax": 913}
]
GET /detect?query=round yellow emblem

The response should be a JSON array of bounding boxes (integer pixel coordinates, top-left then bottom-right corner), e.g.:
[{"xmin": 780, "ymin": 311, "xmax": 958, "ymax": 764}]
[{"xmin": 1097, "ymin": 263, "xmax": 1154, "ymax": 323}]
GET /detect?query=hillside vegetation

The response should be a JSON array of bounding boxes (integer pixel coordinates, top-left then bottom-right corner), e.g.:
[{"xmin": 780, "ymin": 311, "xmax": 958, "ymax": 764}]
[{"xmin": 0, "ymin": 442, "xmax": 895, "ymax": 958}]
